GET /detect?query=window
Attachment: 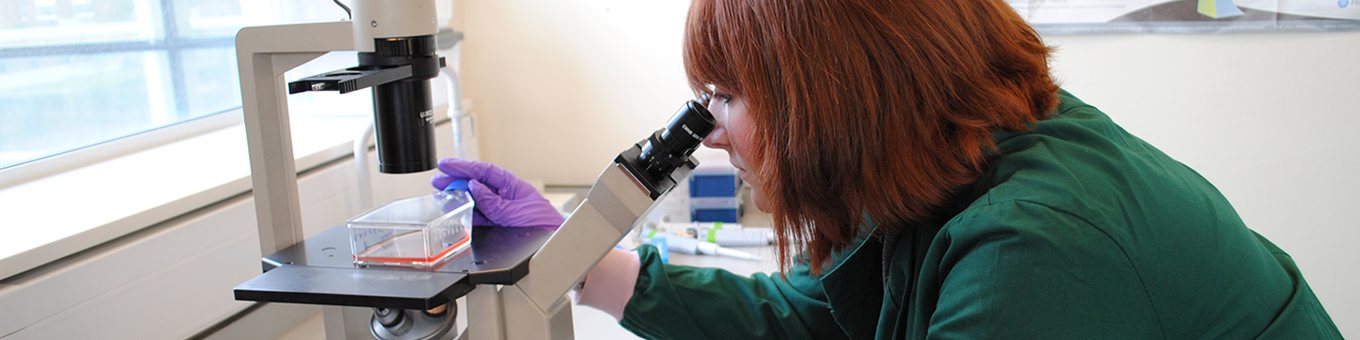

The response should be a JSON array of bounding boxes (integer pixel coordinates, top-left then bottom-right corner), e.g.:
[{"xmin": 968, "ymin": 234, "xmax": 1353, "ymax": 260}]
[{"xmin": 0, "ymin": 0, "xmax": 361, "ymax": 170}]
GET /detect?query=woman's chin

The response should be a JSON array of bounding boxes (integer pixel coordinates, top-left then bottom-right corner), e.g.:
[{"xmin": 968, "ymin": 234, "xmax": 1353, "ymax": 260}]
[{"xmin": 750, "ymin": 189, "xmax": 771, "ymax": 213}]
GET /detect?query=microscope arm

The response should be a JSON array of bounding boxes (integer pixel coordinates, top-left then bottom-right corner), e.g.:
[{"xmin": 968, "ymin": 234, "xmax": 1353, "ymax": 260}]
[
  {"xmin": 465, "ymin": 161, "xmax": 686, "ymax": 340},
  {"xmin": 523, "ymin": 163, "xmax": 664, "ymax": 307},
  {"xmin": 235, "ymin": 21, "xmax": 354, "ymax": 257},
  {"xmin": 464, "ymin": 100, "xmax": 711, "ymax": 340},
  {"xmin": 237, "ymin": 0, "xmax": 440, "ymax": 261}
]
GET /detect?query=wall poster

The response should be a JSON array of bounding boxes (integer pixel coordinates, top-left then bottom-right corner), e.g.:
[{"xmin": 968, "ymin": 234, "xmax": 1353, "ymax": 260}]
[{"xmin": 1006, "ymin": 0, "xmax": 1360, "ymax": 33}]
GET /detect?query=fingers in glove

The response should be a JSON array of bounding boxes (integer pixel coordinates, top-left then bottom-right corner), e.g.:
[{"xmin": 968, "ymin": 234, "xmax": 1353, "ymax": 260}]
[
  {"xmin": 436, "ymin": 158, "xmax": 519, "ymax": 193},
  {"xmin": 436, "ymin": 158, "xmax": 487, "ymax": 179},
  {"xmin": 467, "ymin": 180, "xmax": 510, "ymax": 223},
  {"xmin": 431, "ymin": 173, "xmax": 462, "ymax": 191}
]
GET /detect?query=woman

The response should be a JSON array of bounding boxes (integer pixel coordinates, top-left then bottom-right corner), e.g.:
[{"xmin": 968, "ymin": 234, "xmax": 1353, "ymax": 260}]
[{"xmin": 433, "ymin": 0, "xmax": 1341, "ymax": 338}]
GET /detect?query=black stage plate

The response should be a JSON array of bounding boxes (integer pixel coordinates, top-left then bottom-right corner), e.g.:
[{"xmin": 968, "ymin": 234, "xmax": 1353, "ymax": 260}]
[{"xmin": 234, "ymin": 225, "xmax": 555, "ymax": 309}]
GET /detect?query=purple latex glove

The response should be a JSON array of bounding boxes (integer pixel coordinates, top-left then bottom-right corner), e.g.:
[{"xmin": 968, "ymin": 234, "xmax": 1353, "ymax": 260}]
[{"xmin": 431, "ymin": 158, "xmax": 564, "ymax": 228}]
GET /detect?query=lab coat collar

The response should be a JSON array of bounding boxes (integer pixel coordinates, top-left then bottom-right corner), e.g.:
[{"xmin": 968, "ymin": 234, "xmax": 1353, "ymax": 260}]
[{"xmin": 819, "ymin": 221, "xmax": 885, "ymax": 339}]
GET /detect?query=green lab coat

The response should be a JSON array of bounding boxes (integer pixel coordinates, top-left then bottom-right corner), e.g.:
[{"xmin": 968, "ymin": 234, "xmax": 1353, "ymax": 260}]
[{"xmin": 617, "ymin": 90, "xmax": 1342, "ymax": 339}]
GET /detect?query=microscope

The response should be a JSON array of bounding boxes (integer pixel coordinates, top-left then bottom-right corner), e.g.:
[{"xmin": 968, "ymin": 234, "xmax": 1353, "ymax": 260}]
[{"xmin": 231, "ymin": 1, "xmax": 715, "ymax": 339}]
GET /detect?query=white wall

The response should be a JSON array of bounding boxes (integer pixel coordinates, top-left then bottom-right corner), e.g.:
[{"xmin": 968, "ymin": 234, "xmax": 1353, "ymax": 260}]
[
  {"xmin": 459, "ymin": 0, "xmax": 695, "ymax": 185},
  {"xmin": 457, "ymin": 1, "xmax": 1359, "ymax": 336}
]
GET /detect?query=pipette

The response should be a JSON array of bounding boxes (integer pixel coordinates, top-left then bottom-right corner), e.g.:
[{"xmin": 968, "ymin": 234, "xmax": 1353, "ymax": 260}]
[{"xmin": 655, "ymin": 234, "xmax": 760, "ymax": 261}]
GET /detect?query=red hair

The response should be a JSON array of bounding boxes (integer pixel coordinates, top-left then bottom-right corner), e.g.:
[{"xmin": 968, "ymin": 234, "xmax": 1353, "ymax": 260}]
[{"xmin": 683, "ymin": 0, "xmax": 1058, "ymax": 273}]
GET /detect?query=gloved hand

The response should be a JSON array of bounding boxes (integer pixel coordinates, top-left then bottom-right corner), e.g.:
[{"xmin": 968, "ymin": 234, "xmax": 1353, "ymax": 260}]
[{"xmin": 431, "ymin": 158, "xmax": 565, "ymax": 228}]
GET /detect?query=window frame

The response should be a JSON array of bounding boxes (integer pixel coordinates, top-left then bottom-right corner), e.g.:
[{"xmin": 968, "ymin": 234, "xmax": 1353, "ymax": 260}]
[
  {"xmin": 0, "ymin": 0, "xmax": 461, "ymax": 279},
  {"xmin": 0, "ymin": 0, "xmax": 243, "ymax": 186}
]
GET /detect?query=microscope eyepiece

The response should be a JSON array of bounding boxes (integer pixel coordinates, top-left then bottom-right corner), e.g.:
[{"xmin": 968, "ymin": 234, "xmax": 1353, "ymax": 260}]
[
  {"xmin": 638, "ymin": 100, "xmax": 715, "ymax": 176},
  {"xmin": 615, "ymin": 100, "xmax": 715, "ymax": 198}
]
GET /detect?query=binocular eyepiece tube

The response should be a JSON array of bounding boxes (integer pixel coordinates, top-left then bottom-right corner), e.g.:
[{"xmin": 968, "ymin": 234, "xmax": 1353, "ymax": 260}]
[{"xmin": 638, "ymin": 100, "xmax": 716, "ymax": 177}]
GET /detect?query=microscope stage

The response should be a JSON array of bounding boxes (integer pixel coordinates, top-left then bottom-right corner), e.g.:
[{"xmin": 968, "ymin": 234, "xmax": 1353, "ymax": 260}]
[{"xmin": 234, "ymin": 225, "xmax": 555, "ymax": 310}]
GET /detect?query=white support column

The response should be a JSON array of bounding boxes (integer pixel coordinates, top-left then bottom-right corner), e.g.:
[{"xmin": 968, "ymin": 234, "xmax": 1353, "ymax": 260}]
[
  {"xmin": 466, "ymin": 285, "xmax": 507, "ymax": 340},
  {"xmin": 501, "ymin": 285, "xmax": 574, "ymax": 340},
  {"xmin": 235, "ymin": 21, "xmax": 354, "ymax": 257},
  {"xmin": 236, "ymin": 20, "xmax": 364, "ymax": 340}
]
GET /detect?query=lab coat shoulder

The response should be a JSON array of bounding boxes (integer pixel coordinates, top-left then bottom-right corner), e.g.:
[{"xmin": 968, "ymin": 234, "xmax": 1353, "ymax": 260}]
[
  {"xmin": 908, "ymin": 198, "xmax": 1164, "ymax": 339},
  {"xmin": 903, "ymin": 89, "xmax": 1344, "ymax": 339}
]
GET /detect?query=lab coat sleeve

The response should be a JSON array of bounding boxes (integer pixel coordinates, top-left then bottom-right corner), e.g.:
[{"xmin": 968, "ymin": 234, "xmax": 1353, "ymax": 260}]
[
  {"xmin": 619, "ymin": 244, "xmax": 850, "ymax": 340},
  {"xmin": 923, "ymin": 200, "xmax": 1162, "ymax": 339}
]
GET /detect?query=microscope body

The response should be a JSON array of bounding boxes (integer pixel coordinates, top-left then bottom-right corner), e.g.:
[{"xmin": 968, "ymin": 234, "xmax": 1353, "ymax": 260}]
[
  {"xmin": 234, "ymin": 0, "xmax": 716, "ymax": 338},
  {"xmin": 235, "ymin": 1, "xmax": 450, "ymax": 338},
  {"xmin": 236, "ymin": 0, "xmax": 442, "ymax": 259}
]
